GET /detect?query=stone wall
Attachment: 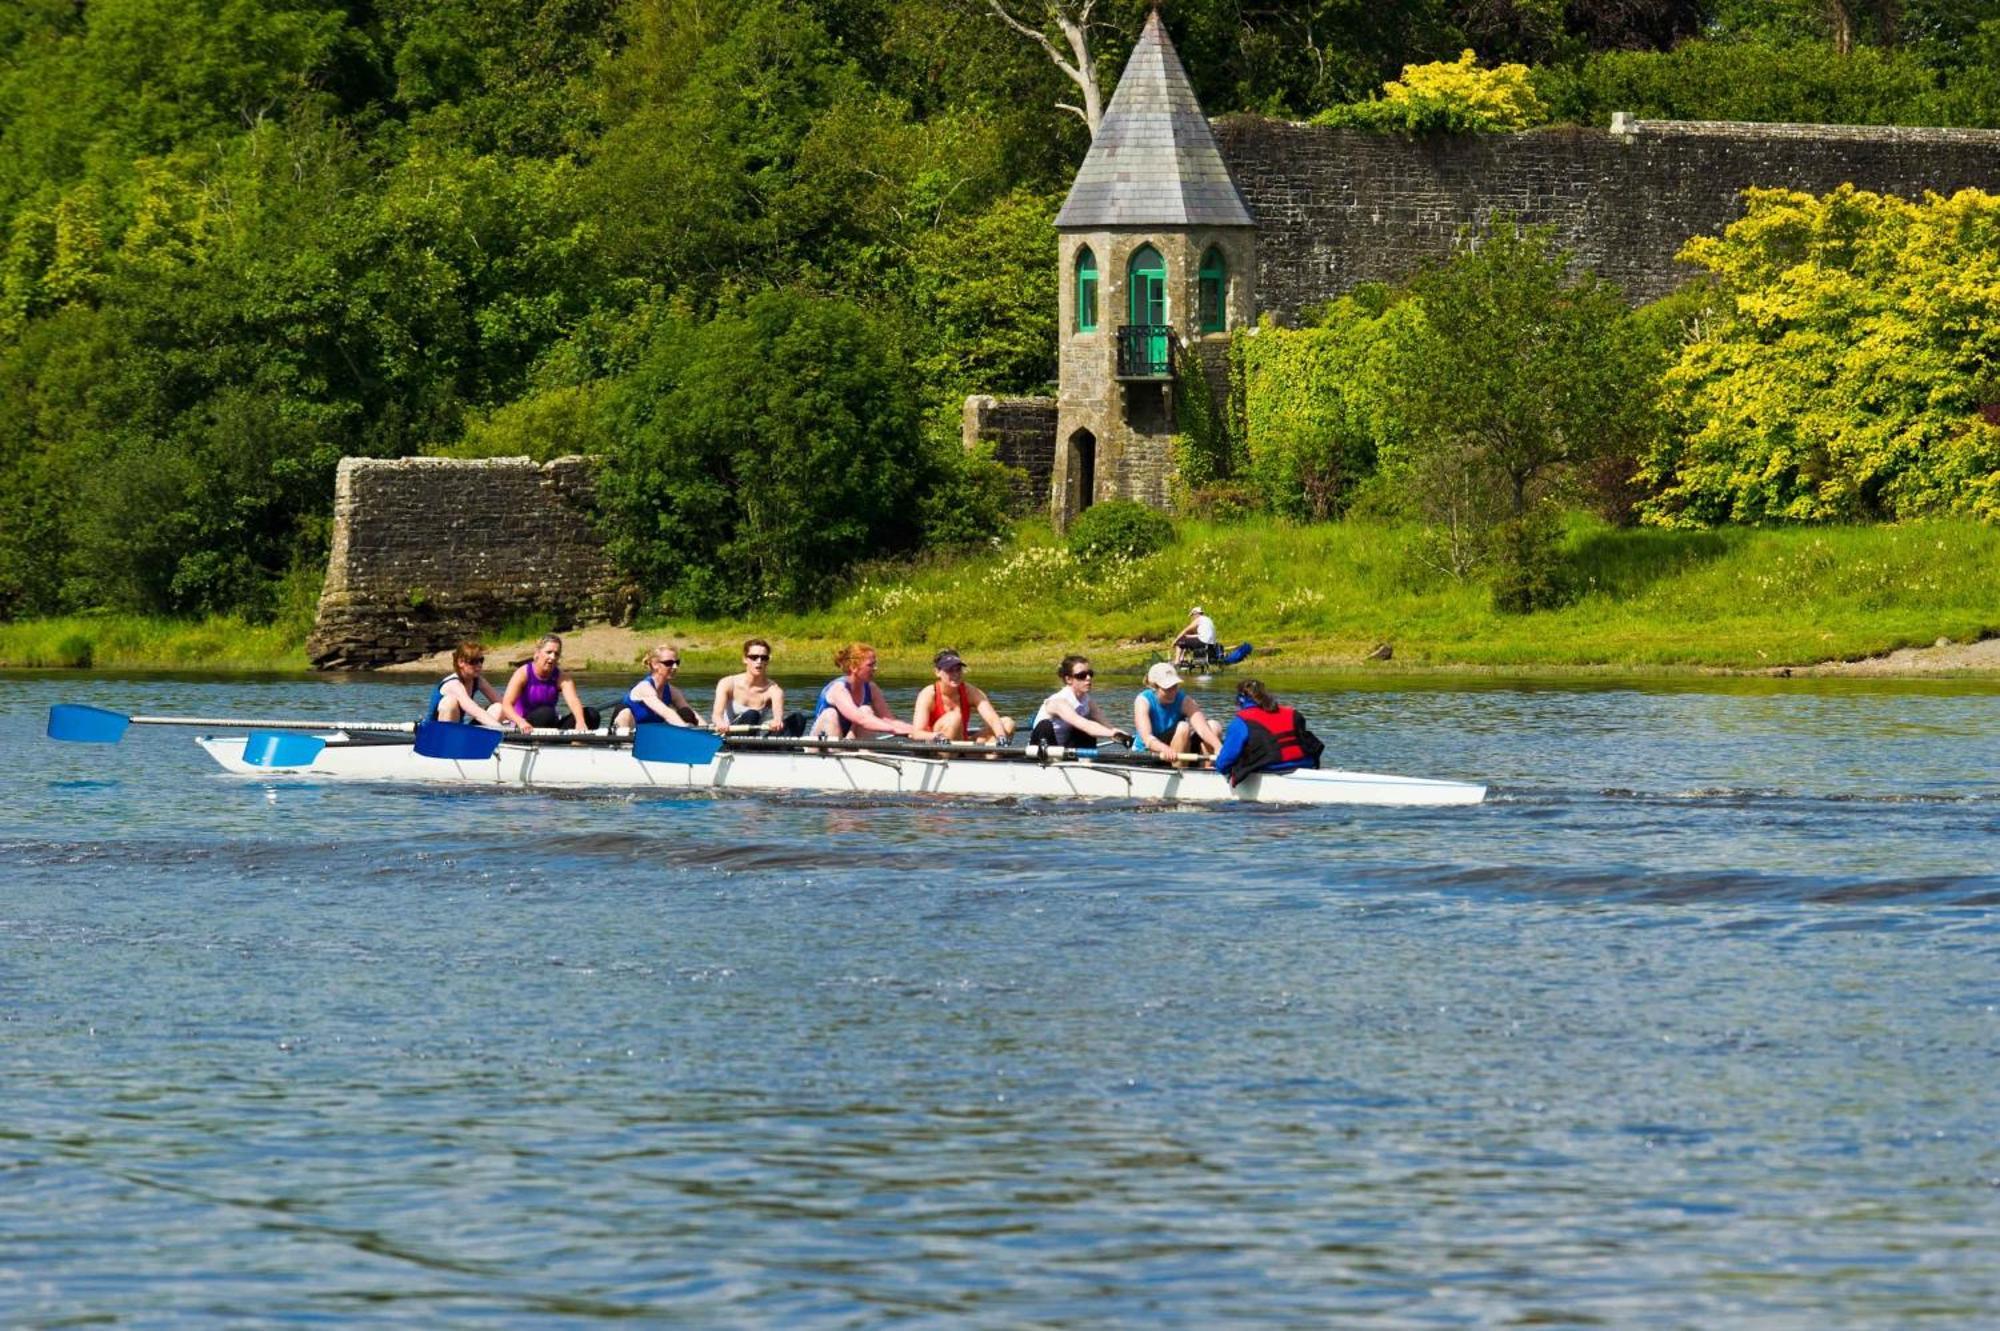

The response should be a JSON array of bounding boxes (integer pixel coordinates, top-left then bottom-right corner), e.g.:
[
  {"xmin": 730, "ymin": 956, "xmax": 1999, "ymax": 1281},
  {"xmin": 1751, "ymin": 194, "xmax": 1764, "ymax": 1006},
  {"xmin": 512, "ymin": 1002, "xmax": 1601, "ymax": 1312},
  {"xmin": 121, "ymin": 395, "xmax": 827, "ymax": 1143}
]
[
  {"xmin": 961, "ymin": 395, "xmax": 1057, "ymax": 512},
  {"xmin": 1213, "ymin": 115, "xmax": 2000, "ymax": 317},
  {"xmin": 307, "ymin": 456, "xmax": 630, "ymax": 670}
]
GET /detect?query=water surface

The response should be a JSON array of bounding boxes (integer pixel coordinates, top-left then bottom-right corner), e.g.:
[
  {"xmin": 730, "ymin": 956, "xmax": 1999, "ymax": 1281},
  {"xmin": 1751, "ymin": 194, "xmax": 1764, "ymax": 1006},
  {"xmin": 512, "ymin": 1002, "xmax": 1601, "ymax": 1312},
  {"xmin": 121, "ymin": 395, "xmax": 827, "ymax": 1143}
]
[{"xmin": 4, "ymin": 673, "xmax": 1997, "ymax": 1326}]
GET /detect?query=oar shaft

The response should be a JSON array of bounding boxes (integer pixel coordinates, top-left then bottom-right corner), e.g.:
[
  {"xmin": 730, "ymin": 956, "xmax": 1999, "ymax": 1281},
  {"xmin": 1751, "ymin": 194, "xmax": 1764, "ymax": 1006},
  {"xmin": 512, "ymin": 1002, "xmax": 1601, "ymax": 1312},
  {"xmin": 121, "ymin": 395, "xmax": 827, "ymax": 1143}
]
[{"xmin": 130, "ymin": 715, "xmax": 415, "ymax": 734}]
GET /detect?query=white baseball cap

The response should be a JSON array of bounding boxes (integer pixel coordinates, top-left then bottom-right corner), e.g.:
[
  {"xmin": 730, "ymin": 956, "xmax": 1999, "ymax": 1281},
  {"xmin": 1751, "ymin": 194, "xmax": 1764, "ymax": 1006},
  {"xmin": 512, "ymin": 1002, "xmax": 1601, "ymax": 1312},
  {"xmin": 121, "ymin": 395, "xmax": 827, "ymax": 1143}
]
[
  {"xmin": 1190, "ymin": 605, "xmax": 1204, "ymax": 615},
  {"xmin": 1146, "ymin": 662, "xmax": 1182, "ymax": 689}
]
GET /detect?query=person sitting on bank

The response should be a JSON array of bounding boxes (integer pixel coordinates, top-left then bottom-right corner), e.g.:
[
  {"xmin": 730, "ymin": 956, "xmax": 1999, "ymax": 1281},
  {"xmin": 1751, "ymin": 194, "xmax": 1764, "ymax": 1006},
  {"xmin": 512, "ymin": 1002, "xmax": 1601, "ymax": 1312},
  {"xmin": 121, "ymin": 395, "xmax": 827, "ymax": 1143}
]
[
  {"xmin": 1028, "ymin": 655, "xmax": 1131, "ymax": 748},
  {"xmin": 711, "ymin": 637, "xmax": 796, "ymax": 733},
  {"xmin": 911, "ymin": 648, "xmax": 1016, "ymax": 745},
  {"xmin": 428, "ymin": 640, "xmax": 515, "ymax": 728},
  {"xmin": 502, "ymin": 633, "xmax": 599, "ymax": 733},
  {"xmin": 1213, "ymin": 678, "xmax": 1325, "ymax": 786},
  {"xmin": 810, "ymin": 642, "xmax": 921, "ymax": 739},
  {"xmin": 1173, "ymin": 604, "xmax": 1218, "ymax": 665},
  {"xmin": 1131, "ymin": 661, "xmax": 1222, "ymax": 759},
  {"xmin": 614, "ymin": 645, "xmax": 702, "ymax": 730}
]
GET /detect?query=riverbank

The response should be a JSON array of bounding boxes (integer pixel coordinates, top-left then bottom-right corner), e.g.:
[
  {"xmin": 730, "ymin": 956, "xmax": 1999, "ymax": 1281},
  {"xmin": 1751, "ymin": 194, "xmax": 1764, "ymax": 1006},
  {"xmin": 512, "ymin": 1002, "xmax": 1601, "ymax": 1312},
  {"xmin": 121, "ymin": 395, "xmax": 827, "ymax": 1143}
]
[{"xmin": 8, "ymin": 519, "xmax": 1999, "ymax": 677}]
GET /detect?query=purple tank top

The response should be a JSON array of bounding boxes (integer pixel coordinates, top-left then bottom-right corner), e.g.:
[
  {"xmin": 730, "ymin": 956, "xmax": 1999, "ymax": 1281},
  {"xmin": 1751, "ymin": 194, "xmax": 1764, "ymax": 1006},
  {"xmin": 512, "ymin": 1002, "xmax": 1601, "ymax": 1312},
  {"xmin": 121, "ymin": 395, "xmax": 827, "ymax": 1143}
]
[{"xmin": 521, "ymin": 663, "xmax": 561, "ymax": 710}]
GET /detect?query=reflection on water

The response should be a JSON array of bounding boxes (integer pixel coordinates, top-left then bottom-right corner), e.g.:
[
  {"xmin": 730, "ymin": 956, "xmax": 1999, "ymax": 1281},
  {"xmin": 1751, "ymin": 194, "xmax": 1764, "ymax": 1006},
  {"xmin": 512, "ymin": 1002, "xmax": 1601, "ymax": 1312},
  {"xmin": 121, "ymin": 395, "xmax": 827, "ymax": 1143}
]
[{"xmin": 3, "ymin": 673, "xmax": 1998, "ymax": 1326}]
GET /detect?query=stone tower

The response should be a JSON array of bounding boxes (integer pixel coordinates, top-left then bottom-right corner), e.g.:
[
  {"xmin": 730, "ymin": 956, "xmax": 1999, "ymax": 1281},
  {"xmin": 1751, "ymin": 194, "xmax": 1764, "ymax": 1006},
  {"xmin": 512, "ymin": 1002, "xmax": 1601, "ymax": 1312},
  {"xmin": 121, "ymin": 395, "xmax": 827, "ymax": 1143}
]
[{"xmin": 1051, "ymin": 10, "xmax": 1255, "ymax": 525}]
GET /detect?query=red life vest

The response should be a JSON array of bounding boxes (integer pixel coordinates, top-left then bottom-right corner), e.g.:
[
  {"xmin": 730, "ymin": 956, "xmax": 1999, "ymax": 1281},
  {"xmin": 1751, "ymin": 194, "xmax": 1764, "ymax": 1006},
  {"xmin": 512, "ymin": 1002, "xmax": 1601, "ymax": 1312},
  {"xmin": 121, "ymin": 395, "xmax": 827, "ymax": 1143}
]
[{"xmin": 1228, "ymin": 704, "xmax": 1320, "ymax": 785}]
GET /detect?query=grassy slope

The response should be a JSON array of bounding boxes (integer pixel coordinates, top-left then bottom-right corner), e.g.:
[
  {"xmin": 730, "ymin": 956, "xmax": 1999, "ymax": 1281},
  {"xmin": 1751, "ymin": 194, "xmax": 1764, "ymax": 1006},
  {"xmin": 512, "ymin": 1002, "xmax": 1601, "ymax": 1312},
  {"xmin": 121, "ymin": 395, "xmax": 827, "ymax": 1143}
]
[{"xmin": 4, "ymin": 519, "xmax": 1997, "ymax": 673}]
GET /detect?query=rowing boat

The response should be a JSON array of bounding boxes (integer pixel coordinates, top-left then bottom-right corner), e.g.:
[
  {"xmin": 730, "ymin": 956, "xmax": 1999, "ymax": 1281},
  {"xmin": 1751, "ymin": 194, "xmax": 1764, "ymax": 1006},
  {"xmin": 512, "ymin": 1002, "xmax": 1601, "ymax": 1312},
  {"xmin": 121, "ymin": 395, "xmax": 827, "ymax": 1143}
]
[{"xmin": 189, "ymin": 731, "xmax": 1486, "ymax": 806}]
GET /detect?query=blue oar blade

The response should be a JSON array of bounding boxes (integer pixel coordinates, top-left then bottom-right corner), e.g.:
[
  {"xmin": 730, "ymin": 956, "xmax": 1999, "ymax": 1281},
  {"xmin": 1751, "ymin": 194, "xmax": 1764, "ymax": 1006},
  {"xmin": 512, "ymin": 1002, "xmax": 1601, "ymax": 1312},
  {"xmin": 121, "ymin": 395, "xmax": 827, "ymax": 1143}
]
[
  {"xmin": 633, "ymin": 725, "xmax": 724, "ymax": 765},
  {"xmin": 243, "ymin": 731, "xmax": 326, "ymax": 768},
  {"xmin": 414, "ymin": 720, "xmax": 504, "ymax": 761},
  {"xmin": 1222, "ymin": 642, "xmax": 1253, "ymax": 666},
  {"xmin": 48, "ymin": 704, "xmax": 131, "ymax": 744}
]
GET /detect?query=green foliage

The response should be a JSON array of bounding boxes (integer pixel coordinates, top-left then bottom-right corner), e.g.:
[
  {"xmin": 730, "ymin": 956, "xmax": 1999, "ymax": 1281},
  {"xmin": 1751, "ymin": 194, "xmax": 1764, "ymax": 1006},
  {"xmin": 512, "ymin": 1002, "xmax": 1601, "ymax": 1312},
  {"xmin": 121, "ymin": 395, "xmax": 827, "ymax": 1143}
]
[
  {"xmin": 1643, "ymin": 186, "xmax": 2000, "ymax": 526},
  {"xmin": 1535, "ymin": 38, "xmax": 1990, "ymax": 128},
  {"xmin": 1316, "ymin": 50, "xmax": 1550, "ymax": 132},
  {"xmin": 1236, "ymin": 299, "xmax": 1410, "ymax": 521},
  {"xmin": 1064, "ymin": 499, "xmax": 1175, "ymax": 564},
  {"xmin": 917, "ymin": 441, "xmax": 1021, "ymax": 550},
  {"xmin": 905, "ymin": 187, "xmax": 1060, "ymax": 402},
  {"xmin": 1169, "ymin": 346, "xmax": 1242, "ymax": 503},
  {"xmin": 596, "ymin": 288, "xmax": 930, "ymax": 615}
]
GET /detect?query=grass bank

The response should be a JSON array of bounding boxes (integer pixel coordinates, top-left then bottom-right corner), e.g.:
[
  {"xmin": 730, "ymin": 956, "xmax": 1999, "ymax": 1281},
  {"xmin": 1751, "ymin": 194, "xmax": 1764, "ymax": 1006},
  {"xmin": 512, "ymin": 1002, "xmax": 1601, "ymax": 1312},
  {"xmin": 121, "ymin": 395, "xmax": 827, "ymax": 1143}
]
[
  {"xmin": 660, "ymin": 517, "xmax": 2000, "ymax": 675},
  {"xmin": 6, "ymin": 518, "xmax": 1997, "ymax": 676},
  {"xmin": 0, "ymin": 614, "xmax": 310, "ymax": 671}
]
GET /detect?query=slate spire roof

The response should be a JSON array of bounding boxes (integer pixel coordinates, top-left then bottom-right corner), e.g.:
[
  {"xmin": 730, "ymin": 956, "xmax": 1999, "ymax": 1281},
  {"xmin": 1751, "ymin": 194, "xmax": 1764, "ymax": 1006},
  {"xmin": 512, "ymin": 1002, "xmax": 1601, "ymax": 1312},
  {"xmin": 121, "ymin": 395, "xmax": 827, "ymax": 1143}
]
[{"xmin": 1054, "ymin": 10, "xmax": 1254, "ymax": 229}]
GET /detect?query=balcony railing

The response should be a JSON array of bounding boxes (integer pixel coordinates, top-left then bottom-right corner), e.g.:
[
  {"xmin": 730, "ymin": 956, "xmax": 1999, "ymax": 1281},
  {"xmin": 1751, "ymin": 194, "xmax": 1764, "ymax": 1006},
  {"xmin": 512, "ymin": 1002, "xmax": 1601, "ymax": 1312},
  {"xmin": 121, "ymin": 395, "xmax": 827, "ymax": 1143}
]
[{"xmin": 1116, "ymin": 324, "xmax": 1174, "ymax": 380}]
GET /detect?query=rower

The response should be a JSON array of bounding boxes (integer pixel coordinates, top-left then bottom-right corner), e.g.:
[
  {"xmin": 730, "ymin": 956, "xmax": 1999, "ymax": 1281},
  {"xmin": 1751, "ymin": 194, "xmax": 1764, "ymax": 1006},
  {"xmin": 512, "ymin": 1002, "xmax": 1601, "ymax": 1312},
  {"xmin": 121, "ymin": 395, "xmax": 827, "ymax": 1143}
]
[
  {"xmin": 809, "ymin": 642, "xmax": 920, "ymax": 739},
  {"xmin": 1028, "ymin": 655, "xmax": 1131, "ymax": 748},
  {"xmin": 1213, "ymin": 678, "xmax": 1325, "ymax": 786},
  {"xmin": 912, "ymin": 648, "xmax": 1015, "ymax": 745},
  {"xmin": 711, "ymin": 638, "xmax": 802, "ymax": 735},
  {"xmin": 614, "ymin": 645, "xmax": 702, "ymax": 730},
  {"xmin": 1130, "ymin": 661, "xmax": 1221, "ymax": 759},
  {"xmin": 427, "ymin": 640, "xmax": 514, "ymax": 728},
  {"xmin": 502, "ymin": 633, "xmax": 598, "ymax": 733}
]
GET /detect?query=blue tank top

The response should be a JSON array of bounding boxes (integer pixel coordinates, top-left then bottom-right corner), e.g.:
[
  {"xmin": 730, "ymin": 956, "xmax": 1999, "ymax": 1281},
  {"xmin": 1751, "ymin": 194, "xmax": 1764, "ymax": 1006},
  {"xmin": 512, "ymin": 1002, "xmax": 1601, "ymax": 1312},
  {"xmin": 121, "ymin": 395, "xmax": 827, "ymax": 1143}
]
[
  {"xmin": 624, "ymin": 676, "xmax": 669, "ymax": 724},
  {"xmin": 1136, "ymin": 688, "xmax": 1182, "ymax": 743},
  {"xmin": 813, "ymin": 677, "xmax": 874, "ymax": 736},
  {"xmin": 427, "ymin": 674, "xmax": 472, "ymax": 724}
]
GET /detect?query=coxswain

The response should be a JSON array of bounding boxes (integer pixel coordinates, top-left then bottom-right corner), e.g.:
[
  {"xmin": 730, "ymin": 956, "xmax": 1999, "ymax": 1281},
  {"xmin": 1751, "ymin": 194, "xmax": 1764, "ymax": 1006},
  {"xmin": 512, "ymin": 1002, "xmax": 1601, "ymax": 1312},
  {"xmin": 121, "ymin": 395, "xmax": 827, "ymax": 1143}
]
[{"xmin": 1212, "ymin": 678, "xmax": 1324, "ymax": 786}]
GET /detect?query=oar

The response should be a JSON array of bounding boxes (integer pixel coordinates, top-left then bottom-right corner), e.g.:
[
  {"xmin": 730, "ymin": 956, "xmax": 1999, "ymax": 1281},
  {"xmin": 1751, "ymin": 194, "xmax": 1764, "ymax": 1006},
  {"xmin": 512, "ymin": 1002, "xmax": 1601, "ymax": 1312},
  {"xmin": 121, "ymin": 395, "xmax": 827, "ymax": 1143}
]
[
  {"xmin": 414, "ymin": 720, "xmax": 506, "ymax": 761},
  {"xmin": 241, "ymin": 731, "xmax": 328, "ymax": 767},
  {"xmin": 48, "ymin": 704, "xmax": 414, "ymax": 744},
  {"xmin": 632, "ymin": 725, "xmax": 726, "ymax": 765}
]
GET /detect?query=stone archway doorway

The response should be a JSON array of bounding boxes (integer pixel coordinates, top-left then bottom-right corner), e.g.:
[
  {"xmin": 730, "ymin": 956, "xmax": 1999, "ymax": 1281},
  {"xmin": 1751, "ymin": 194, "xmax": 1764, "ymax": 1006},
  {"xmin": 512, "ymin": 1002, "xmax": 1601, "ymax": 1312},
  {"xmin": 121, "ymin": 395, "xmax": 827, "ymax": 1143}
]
[{"xmin": 1067, "ymin": 428, "xmax": 1097, "ymax": 519}]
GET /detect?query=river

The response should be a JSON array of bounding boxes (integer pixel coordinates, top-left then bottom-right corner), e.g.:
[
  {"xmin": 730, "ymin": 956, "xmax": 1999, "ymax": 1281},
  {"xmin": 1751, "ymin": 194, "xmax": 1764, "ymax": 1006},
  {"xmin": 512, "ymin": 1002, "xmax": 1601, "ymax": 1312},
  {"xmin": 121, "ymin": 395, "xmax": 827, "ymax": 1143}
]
[{"xmin": 4, "ymin": 671, "xmax": 1997, "ymax": 1326}]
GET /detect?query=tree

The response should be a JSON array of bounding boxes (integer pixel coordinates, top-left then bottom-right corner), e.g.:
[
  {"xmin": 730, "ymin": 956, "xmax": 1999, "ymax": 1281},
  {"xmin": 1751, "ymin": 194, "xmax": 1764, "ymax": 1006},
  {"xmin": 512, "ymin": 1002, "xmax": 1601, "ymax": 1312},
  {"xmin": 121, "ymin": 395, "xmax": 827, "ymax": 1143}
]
[
  {"xmin": 982, "ymin": 0, "xmax": 1106, "ymax": 133},
  {"xmin": 1384, "ymin": 220, "xmax": 1660, "ymax": 607},
  {"xmin": 1643, "ymin": 186, "xmax": 2000, "ymax": 526},
  {"xmin": 596, "ymin": 289, "xmax": 934, "ymax": 615}
]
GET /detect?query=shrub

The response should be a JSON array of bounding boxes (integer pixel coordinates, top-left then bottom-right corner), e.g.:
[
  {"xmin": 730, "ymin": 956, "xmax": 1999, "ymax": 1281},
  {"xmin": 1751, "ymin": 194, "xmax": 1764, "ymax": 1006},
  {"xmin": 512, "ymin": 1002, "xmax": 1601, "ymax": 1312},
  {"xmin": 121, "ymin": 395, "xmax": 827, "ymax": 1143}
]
[
  {"xmin": 1317, "ymin": 51, "xmax": 1548, "ymax": 133},
  {"xmin": 1065, "ymin": 500, "xmax": 1174, "ymax": 563}
]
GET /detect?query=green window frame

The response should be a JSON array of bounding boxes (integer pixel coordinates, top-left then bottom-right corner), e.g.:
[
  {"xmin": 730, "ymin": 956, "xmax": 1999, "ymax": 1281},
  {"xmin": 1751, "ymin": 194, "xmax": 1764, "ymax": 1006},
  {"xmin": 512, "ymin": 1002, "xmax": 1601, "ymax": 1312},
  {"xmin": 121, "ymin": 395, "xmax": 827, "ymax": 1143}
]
[
  {"xmin": 1126, "ymin": 244, "xmax": 1167, "ymax": 325},
  {"xmin": 1198, "ymin": 246, "xmax": 1226, "ymax": 333},
  {"xmin": 1075, "ymin": 246, "xmax": 1098, "ymax": 333}
]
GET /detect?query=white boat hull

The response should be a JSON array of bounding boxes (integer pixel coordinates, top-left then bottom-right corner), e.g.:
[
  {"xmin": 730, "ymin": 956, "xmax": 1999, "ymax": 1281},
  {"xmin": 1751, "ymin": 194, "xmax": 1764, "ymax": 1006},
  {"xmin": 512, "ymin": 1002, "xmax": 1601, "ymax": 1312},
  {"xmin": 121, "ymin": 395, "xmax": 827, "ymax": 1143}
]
[{"xmin": 194, "ymin": 735, "xmax": 1486, "ymax": 807}]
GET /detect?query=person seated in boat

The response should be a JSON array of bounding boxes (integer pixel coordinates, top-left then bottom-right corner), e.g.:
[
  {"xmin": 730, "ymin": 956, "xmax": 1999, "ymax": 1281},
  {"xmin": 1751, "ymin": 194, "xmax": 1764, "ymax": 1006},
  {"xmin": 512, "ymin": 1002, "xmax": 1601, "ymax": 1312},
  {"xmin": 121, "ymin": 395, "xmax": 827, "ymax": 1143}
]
[
  {"xmin": 1213, "ymin": 678, "xmax": 1325, "ymax": 786},
  {"xmin": 1173, "ymin": 604, "xmax": 1220, "ymax": 670},
  {"xmin": 1028, "ymin": 655, "xmax": 1131, "ymax": 748},
  {"xmin": 1130, "ymin": 661, "xmax": 1222, "ymax": 760},
  {"xmin": 810, "ymin": 641, "xmax": 921, "ymax": 739},
  {"xmin": 911, "ymin": 649, "xmax": 1016, "ymax": 745},
  {"xmin": 502, "ymin": 633, "xmax": 599, "ymax": 734},
  {"xmin": 711, "ymin": 637, "xmax": 801, "ymax": 734},
  {"xmin": 613, "ymin": 645, "xmax": 702, "ymax": 730},
  {"xmin": 427, "ymin": 640, "xmax": 516, "ymax": 728}
]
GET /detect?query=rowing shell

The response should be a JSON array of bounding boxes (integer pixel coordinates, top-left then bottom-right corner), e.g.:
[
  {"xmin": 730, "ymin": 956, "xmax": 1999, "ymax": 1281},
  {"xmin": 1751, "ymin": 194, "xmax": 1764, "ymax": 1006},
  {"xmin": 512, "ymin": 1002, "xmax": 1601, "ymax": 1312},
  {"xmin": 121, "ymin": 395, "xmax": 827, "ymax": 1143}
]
[{"xmin": 192, "ymin": 733, "xmax": 1486, "ymax": 807}]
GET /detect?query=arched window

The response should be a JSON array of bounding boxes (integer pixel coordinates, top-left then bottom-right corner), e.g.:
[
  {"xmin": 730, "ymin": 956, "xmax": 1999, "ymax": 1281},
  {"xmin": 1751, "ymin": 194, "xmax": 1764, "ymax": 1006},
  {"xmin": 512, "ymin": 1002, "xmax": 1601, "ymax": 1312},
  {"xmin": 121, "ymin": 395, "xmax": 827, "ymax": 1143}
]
[
  {"xmin": 1074, "ymin": 246, "xmax": 1098, "ymax": 333},
  {"xmin": 1198, "ymin": 246, "xmax": 1227, "ymax": 333},
  {"xmin": 1126, "ymin": 244, "xmax": 1167, "ymax": 326}
]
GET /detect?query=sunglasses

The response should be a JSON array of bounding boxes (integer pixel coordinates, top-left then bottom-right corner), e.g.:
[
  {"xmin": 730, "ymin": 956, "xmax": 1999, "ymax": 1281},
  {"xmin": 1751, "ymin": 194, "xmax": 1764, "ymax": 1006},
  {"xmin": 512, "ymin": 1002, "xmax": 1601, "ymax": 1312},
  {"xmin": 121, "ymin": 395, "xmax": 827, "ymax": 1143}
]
[
  {"xmin": 745, "ymin": 653, "xmax": 770, "ymax": 662},
  {"xmin": 659, "ymin": 659, "xmax": 681, "ymax": 668},
  {"xmin": 466, "ymin": 657, "xmax": 484, "ymax": 666},
  {"xmin": 1069, "ymin": 670, "xmax": 1093, "ymax": 680}
]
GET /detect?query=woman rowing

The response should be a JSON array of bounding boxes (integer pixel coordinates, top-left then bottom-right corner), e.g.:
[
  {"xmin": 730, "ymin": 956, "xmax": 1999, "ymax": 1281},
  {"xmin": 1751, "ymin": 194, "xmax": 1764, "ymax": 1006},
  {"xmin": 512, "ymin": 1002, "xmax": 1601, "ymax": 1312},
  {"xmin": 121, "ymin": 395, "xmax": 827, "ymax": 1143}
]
[
  {"xmin": 1130, "ymin": 661, "xmax": 1221, "ymax": 759},
  {"xmin": 711, "ymin": 637, "xmax": 792, "ymax": 733},
  {"xmin": 810, "ymin": 642, "xmax": 920, "ymax": 739},
  {"xmin": 1028, "ymin": 655, "xmax": 1130, "ymax": 748},
  {"xmin": 911, "ymin": 648, "xmax": 1015, "ymax": 744},
  {"xmin": 427, "ymin": 640, "xmax": 514, "ymax": 728},
  {"xmin": 1213, "ymin": 678, "xmax": 1324, "ymax": 785},
  {"xmin": 613, "ymin": 645, "xmax": 702, "ymax": 730},
  {"xmin": 502, "ymin": 633, "xmax": 598, "ymax": 733}
]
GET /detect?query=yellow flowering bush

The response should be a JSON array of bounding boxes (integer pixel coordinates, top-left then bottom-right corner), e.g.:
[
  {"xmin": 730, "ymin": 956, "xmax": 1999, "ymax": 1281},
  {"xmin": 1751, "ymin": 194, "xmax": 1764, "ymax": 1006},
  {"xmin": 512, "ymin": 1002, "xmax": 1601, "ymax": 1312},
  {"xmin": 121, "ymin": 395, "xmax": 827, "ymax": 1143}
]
[{"xmin": 1315, "ymin": 51, "xmax": 1547, "ymax": 133}]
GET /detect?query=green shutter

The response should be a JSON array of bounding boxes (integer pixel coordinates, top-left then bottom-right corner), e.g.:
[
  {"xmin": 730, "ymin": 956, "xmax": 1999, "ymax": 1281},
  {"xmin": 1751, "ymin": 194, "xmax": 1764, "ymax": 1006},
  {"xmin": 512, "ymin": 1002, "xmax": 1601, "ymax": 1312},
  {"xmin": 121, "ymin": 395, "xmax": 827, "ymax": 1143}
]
[
  {"xmin": 1075, "ymin": 246, "xmax": 1098, "ymax": 333},
  {"xmin": 1198, "ymin": 247, "xmax": 1226, "ymax": 333}
]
